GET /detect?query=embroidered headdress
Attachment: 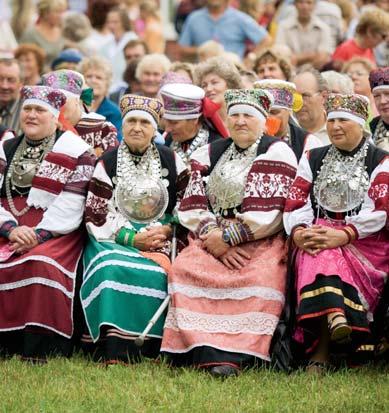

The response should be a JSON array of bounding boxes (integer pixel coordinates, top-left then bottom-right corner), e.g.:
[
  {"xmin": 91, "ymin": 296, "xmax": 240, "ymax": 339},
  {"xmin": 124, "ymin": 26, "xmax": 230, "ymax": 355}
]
[
  {"xmin": 325, "ymin": 93, "xmax": 369, "ymax": 126},
  {"xmin": 159, "ymin": 71, "xmax": 192, "ymax": 91},
  {"xmin": 254, "ymin": 79, "xmax": 303, "ymax": 112},
  {"xmin": 224, "ymin": 89, "xmax": 273, "ymax": 122},
  {"xmin": 369, "ymin": 67, "xmax": 389, "ymax": 92},
  {"xmin": 21, "ymin": 85, "xmax": 66, "ymax": 118},
  {"xmin": 120, "ymin": 94, "xmax": 163, "ymax": 129},
  {"xmin": 41, "ymin": 69, "xmax": 84, "ymax": 98},
  {"xmin": 160, "ymin": 83, "xmax": 204, "ymax": 120}
]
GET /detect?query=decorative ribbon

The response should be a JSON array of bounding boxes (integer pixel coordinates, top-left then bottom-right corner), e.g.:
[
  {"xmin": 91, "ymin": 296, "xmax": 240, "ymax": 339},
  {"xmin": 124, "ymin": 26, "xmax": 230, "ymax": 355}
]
[
  {"xmin": 80, "ymin": 88, "xmax": 94, "ymax": 106},
  {"xmin": 202, "ymin": 97, "xmax": 229, "ymax": 138}
]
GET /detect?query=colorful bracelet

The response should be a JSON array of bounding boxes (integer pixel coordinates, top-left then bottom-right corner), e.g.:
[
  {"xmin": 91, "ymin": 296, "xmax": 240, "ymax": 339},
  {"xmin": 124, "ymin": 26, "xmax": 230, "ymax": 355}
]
[{"xmin": 115, "ymin": 227, "xmax": 136, "ymax": 247}]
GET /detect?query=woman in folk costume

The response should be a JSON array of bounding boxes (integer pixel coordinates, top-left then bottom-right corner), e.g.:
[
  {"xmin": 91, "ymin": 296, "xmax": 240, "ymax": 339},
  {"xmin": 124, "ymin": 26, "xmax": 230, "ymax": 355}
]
[
  {"xmin": 80, "ymin": 95, "xmax": 189, "ymax": 364},
  {"xmin": 161, "ymin": 89, "xmax": 298, "ymax": 377},
  {"xmin": 283, "ymin": 94, "xmax": 389, "ymax": 372},
  {"xmin": 0, "ymin": 86, "xmax": 95, "ymax": 362}
]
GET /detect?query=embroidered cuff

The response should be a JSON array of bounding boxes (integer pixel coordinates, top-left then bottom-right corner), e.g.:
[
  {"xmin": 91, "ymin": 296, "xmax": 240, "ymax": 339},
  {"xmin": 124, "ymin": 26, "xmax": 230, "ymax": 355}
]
[
  {"xmin": 223, "ymin": 222, "xmax": 253, "ymax": 246},
  {"xmin": 35, "ymin": 229, "xmax": 54, "ymax": 244},
  {"xmin": 0, "ymin": 220, "xmax": 17, "ymax": 238},
  {"xmin": 198, "ymin": 220, "xmax": 219, "ymax": 237}
]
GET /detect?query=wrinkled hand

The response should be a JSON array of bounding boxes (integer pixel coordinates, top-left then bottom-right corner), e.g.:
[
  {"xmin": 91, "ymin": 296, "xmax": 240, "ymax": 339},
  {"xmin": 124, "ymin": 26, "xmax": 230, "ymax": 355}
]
[
  {"xmin": 293, "ymin": 225, "xmax": 348, "ymax": 256},
  {"xmin": 133, "ymin": 229, "xmax": 167, "ymax": 251},
  {"xmin": 146, "ymin": 224, "xmax": 172, "ymax": 239},
  {"xmin": 200, "ymin": 229, "xmax": 229, "ymax": 258},
  {"xmin": 9, "ymin": 226, "xmax": 38, "ymax": 254},
  {"xmin": 219, "ymin": 246, "xmax": 251, "ymax": 270}
]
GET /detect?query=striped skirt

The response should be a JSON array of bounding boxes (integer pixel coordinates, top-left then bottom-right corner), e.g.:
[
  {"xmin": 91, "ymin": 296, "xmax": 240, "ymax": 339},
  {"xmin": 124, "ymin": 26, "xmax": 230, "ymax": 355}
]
[{"xmin": 80, "ymin": 235, "xmax": 168, "ymax": 352}]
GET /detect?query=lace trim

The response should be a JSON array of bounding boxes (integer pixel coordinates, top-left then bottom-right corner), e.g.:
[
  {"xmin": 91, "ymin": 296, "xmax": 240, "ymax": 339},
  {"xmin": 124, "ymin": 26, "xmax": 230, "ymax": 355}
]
[
  {"xmin": 0, "ymin": 276, "xmax": 73, "ymax": 298},
  {"xmin": 168, "ymin": 283, "xmax": 285, "ymax": 303},
  {"xmin": 83, "ymin": 249, "xmax": 142, "ymax": 275},
  {"xmin": 164, "ymin": 308, "xmax": 279, "ymax": 335},
  {"xmin": 83, "ymin": 257, "xmax": 166, "ymax": 284},
  {"xmin": 0, "ymin": 254, "xmax": 76, "ymax": 278},
  {"xmin": 82, "ymin": 280, "xmax": 167, "ymax": 309},
  {"xmin": 0, "ymin": 322, "xmax": 73, "ymax": 339}
]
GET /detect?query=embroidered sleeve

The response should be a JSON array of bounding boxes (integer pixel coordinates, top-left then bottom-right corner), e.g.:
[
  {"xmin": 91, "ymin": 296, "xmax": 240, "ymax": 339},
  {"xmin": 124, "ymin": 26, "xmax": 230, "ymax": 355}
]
[
  {"xmin": 34, "ymin": 228, "xmax": 53, "ymax": 244},
  {"xmin": 62, "ymin": 151, "xmax": 96, "ymax": 196},
  {"xmin": 283, "ymin": 151, "xmax": 315, "ymax": 235},
  {"xmin": 174, "ymin": 153, "xmax": 190, "ymax": 205},
  {"xmin": 0, "ymin": 220, "xmax": 17, "ymax": 238},
  {"xmin": 0, "ymin": 142, "xmax": 19, "ymax": 228},
  {"xmin": 346, "ymin": 156, "xmax": 389, "ymax": 238},
  {"xmin": 101, "ymin": 121, "xmax": 119, "ymax": 152},
  {"xmin": 236, "ymin": 141, "xmax": 298, "ymax": 240},
  {"xmin": 178, "ymin": 144, "xmax": 218, "ymax": 235}
]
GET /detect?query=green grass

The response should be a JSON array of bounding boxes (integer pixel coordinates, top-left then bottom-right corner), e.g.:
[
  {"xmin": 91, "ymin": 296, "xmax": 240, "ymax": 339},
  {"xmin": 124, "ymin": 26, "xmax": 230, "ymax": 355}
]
[{"xmin": 0, "ymin": 355, "xmax": 388, "ymax": 413}]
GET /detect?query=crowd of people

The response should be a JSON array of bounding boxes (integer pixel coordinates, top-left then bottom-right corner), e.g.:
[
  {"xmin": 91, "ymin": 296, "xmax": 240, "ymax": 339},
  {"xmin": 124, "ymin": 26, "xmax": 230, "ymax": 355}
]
[{"xmin": 0, "ymin": 0, "xmax": 388, "ymax": 377}]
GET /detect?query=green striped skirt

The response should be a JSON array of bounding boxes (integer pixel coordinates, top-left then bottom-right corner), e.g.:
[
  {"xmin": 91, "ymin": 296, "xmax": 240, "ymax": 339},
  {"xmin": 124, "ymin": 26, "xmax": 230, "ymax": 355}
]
[{"xmin": 81, "ymin": 235, "xmax": 168, "ymax": 342}]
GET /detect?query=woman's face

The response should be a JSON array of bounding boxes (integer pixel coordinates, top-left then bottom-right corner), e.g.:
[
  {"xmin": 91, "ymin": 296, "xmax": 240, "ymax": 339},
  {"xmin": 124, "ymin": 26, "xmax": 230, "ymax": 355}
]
[
  {"xmin": 84, "ymin": 68, "xmax": 109, "ymax": 99},
  {"xmin": 123, "ymin": 115, "xmax": 155, "ymax": 153},
  {"xmin": 227, "ymin": 112, "xmax": 264, "ymax": 149},
  {"xmin": 106, "ymin": 10, "xmax": 124, "ymax": 37},
  {"xmin": 326, "ymin": 117, "xmax": 363, "ymax": 151},
  {"xmin": 201, "ymin": 73, "xmax": 228, "ymax": 106},
  {"xmin": 345, "ymin": 63, "xmax": 370, "ymax": 96},
  {"xmin": 44, "ymin": 5, "xmax": 67, "ymax": 26},
  {"xmin": 20, "ymin": 104, "xmax": 57, "ymax": 140},
  {"xmin": 18, "ymin": 52, "xmax": 40, "ymax": 80}
]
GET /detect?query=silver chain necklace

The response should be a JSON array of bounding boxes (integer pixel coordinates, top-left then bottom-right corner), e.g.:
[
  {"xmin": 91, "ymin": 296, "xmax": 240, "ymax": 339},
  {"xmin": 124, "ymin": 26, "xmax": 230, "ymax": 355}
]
[
  {"xmin": 373, "ymin": 118, "xmax": 389, "ymax": 151},
  {"xmin": 170, "ymin": 126, "xmax": 209, "ymax": 166},
  {"xmin": 313, "ymin": 141, "xmax": 369, "ymax": 215}
]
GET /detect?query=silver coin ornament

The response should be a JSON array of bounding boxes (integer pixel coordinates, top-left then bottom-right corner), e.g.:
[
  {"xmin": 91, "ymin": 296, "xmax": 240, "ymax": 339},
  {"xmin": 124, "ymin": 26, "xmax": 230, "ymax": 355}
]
[{"xmin": 115, "ymin": 175, "xmax": 169, "ymax": 223}]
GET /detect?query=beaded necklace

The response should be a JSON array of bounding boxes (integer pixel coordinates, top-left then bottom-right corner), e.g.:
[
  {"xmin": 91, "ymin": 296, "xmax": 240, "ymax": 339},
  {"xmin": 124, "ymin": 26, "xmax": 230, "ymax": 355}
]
[
  {"xmin": 170, "ymin": 126, "xmax": 209, "ymax": 166},
  {"xmin": 373, "ymin": 118, "xmax": 389, "ymax": 151}
]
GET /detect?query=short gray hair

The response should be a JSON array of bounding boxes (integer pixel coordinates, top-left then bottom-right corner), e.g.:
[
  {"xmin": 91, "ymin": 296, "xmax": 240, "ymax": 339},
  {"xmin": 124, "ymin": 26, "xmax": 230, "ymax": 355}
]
[
  {"xmin": 135, "ymin": 54, "xmax": 171, "ymax": 80},
  {"xmin": 78, "ymin": 55, "xmax": 113, "ymax": 86},
  {"xmin": 295, "ymin": 65, "xmax": 328, "ymax": 92},
  {"xmin": 321, "ymin": 70, "xmax": 354, "ymax": 94}
]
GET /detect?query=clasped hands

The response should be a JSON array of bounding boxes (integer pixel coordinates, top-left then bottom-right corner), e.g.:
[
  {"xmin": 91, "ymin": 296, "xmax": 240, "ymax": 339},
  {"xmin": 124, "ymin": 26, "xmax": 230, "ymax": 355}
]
[
  {"xmin": 200, "ymin": 229, "xmax": 251, "ymax": 270},
  {"xmin": 293, "ymin": 225, "xmax": 349, "ymax": 256},
  {"xmin": 8, "ymin": 225, "xmax": 38, "ymax": 254},
  {"xmin": 133, "ymin": 224, "xmax": 172, "ymax": 252}
]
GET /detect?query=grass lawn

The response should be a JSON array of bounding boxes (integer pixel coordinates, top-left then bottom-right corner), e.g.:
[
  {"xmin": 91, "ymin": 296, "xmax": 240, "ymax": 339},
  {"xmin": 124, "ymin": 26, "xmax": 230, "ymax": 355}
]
[{"xmin": 0, "ymin": 355, "xmax": 388, "ymax": 413}]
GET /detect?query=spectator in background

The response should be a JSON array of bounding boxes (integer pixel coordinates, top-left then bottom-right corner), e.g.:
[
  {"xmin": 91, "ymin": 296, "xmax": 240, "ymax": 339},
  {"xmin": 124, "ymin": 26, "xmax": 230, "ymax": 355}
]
[
  {"xmin": 333, "ymin": 9, "xmax": 389, "ymax": 64},
  {"xmin": 253, "ymin": 49, "xmax": 293, "ymax": 81},
  {"xmin": 179, "ymin": 0, "xmax": 271, "ymax": 60},
  {"xmin": 194, "ymin": 56, "xmax": 242, "ymax": 129},
  {"xmin": 293, "ymin": 66, "xmax": 330, "ymax": 145},
  {"xmin": 85, "ymin": 0, "xmax": 117, "ymax": 55},
  {"xmin": 14, "ymin": 44, "xmax": 46, "ymax": 86},
  {"xmin": 343, "ymin": 57, "xmax": 378, "ymax": 118},
  {"xmin": 62, "ymin": 11, "xmax": 93, "ymax": 56},
  {"xmin": 0, "ymin": 58, "xmax": 23, "ymax": 135},
  {"xmin": 51, "ymin": 48, "xmax": 83, "ymax": 71},
  {"xmin": 321, "ymin": 70, "xmax": 354, "ymax": 93},
  {"xmin": 197, "ymin": 40, "xmax": 224, "ymax": 62},
  {"xmin": 135, "ymin": 53, "xmax": 171, "ymax": 98},
  {"xmin": 240, "ymin": 70, "xmax": 258, "ymax": 88},
  {"xmin": 275, "ymin": 0, "xmax": 334, "ymax": 70},
  {"xmin": 139, "ymin": 0, "xmax": 165, "ymax": 53},
  {"xmin": 20, "ymin": 0, "xmax": 67, "ymax": 68},
  {"xmin": 170, "ymin": 61, "xmax": 195, "ymax": 82},
  {"xmin": 79, "ymin": 55, "xmax": 123, "ymax": 140},
  {"xmin": 11, "ymin": 0, "xmax": 36, "ymax": 42},
  {"xmin": 123, "ymin": 39, "xmax": 148, "ymax": 65},
  {"xmin": 101, "ymin": 6, "xmax": 138, "ymax": 93}
]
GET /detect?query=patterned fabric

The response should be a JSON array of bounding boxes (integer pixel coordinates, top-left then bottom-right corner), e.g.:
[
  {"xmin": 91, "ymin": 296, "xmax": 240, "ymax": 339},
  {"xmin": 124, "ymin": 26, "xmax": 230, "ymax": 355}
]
[
  {"xmin": 224, "ymin": 89, "xmax": 273, "ymax": 119},
  {"xmin": 254, "ymin": 80, "xmax": 303, "ymax": 111},
  {"xmin": 161, "ymin": 234, "xmax": 287, "ymax": 362},
  {"xmin": 160, "ymin": 83, "xmax": 204, "ymax": 120},
  {"xmin": 41, "ymin": 70, "xmax": 84, "ymax": 96},
  {"xmin": 159, "ymin": 71, "xmax": 192, "ymax": 90},
  {"xmin": 0, "ymin": 220, "xmax": 17, "ymax": 238},
  {"xmin": 325, "ymin": 93, "xmax": 369, "ymax": 125},
  {"xmin": 20, "ymin": 86, "xmax": 66, "ymax": 115},
  {"xmin": 369, "ymin": 67, "xmax": 389, "ymax": 92},
  {"xmin": 119, "ymin": 94, "xmax": 163, "ymax": 126}
]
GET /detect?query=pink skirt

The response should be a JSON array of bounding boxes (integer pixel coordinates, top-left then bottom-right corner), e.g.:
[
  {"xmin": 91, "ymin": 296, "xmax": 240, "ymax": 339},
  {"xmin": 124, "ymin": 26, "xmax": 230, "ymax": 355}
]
[{"xmin": 161, "ymin": 233, "xmax": 287, "ymax": 361}]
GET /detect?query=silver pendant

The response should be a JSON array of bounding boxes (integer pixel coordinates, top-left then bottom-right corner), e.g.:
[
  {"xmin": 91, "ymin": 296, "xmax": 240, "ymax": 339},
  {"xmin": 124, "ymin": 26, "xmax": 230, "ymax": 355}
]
[{"xmin": 161, "ymin": 168, "xmax": 169, "ymax": 177}]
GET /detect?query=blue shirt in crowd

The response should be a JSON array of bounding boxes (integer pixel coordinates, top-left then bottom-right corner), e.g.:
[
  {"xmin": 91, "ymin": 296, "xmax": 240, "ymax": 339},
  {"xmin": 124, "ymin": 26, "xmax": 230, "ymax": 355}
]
[{"xmin": 179, "ymin": 7, "xmax": 268, "ymax": 58}]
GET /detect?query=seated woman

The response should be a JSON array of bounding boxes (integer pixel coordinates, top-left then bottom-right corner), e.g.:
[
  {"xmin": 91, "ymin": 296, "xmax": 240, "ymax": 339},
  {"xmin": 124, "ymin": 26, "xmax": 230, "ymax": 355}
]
[
  {"xmin": 283, "ymin": 94, "xmax": 389, "ymax": 371},
  {"xmin": 0, "ymin": 86, "xmax": 95, "ymax": 362},
  {"xmin": 161, "ymin": 89, "xmax": 298, "ymax": 377},
  {"xmin": 80, "ymin": 95, "xmax": 188, "ymax": 364}
]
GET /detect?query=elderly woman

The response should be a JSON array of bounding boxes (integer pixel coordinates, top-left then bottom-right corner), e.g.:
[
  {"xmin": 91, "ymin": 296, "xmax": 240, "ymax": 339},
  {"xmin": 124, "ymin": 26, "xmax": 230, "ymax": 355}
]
[
  {"xmin": 80, "ymin": 95, "xmax": 188, "ymax": 364},
  {"xmin": 0, "ymin": 86, "xmax": 95, "ymax": 362},
  {"xmin": 41, "ymin": 69, "xmax": 119, "ymax": 157},
  {"xmin": 20, "ymin": 0, "xmax": 67, "ymax": 68},
  {"xmin": 161, "ymin": 89, "xmax": 298, "ymax": 377},
  {"xmin": 14, "ymin": 44, "xmax": 46, "ymax": 86},
  {"xmin": 135, "ymin": 53, "xmax": 171, "ymax": 98},
  {"xmin": 195, "ymin": 56, "xmax": 243, "ymax": 133},
  {"xmin": 284, "ymin": 94, "xmax": 389, "ymax": 371},
  {"xmin": 79, "ymin": 56, "xmax": 122, "ymax": 141}
]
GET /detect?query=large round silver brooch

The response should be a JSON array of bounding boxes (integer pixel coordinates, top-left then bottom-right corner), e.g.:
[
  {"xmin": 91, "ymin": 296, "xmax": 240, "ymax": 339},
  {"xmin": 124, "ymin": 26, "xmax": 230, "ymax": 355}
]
[{"xmin": 115, "ymin": 175, "xmax": 169, "ymax": 223}]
